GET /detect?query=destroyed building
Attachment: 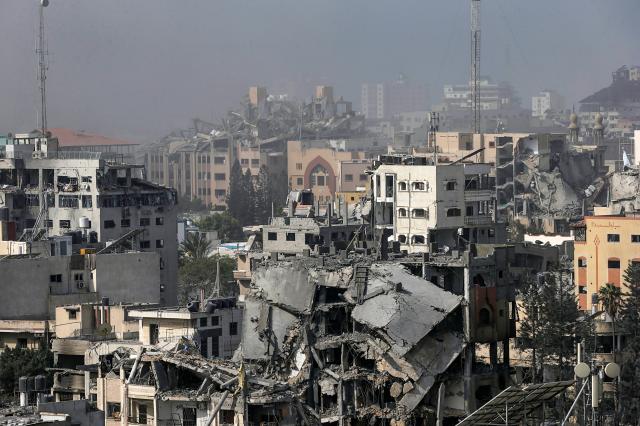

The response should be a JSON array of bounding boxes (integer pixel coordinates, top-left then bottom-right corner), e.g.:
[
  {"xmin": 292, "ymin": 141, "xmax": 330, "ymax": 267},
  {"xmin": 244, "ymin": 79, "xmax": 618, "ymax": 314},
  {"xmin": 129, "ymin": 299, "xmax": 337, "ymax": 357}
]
[{"xmin": 0, "ymin": 134, "xmax": 179, "ymax": 304}]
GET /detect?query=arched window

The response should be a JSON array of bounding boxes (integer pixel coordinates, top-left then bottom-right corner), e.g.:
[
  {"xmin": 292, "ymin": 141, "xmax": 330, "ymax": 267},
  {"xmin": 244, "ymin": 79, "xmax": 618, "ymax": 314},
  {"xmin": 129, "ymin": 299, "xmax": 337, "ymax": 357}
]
[
  {"xmin": 398, "ymin": 181, "xmax": 407, "ymax": 191},
  {"xmin": 398, "ymin": 208, "xmax": 407, "ymax": 217},
  {"xmin": 472, "ymin": 274, "xmax": 486, "ymax": 287},
  {"xmin": 309, "ymin": 165, "xmax": 329, "ymax": 187},
  {"xmin": 397, "ymin": 235, "xmax": 407, "ymax": 244}
]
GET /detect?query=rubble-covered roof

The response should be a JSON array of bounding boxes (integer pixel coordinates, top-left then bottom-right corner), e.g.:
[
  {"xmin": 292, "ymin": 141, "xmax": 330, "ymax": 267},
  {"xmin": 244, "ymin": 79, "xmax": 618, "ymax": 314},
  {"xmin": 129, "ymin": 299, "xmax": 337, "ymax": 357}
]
[{"xmin": 351, "ymin": 263, "xmax": 462, "ymax": 357}]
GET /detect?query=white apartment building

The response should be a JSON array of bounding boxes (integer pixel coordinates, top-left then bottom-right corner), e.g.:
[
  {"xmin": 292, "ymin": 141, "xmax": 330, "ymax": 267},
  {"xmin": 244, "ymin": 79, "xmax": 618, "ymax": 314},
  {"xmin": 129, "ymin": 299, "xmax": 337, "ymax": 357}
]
[
  {"xmin": 0, "ymin": 135, "xmax": 179, "ymax": 304},
  {"xmin": 443, "ymin": 78, "xmax": 516, "ymax": 111},
  {"xmin": 531, "ymin": 90, "xmax": 565, "ymax": 117},
  {"xmin": 372, "ymin": 156, "xmax": 497, "ymax": 253}
]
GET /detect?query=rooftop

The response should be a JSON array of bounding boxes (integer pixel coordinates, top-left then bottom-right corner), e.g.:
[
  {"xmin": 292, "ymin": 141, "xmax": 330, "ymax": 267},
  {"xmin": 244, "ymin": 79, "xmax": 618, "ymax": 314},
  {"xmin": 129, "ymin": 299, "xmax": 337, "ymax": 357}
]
[{"xmin": 50, "ymin": 128, "xmax": 138, "ymax": 147}]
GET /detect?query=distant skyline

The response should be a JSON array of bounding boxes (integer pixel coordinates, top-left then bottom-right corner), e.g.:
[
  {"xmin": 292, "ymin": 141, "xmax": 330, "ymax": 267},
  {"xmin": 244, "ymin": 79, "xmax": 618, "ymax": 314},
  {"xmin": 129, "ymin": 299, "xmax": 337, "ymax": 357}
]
[{"xmin": 0, "ymin": 0, "xmax": 638, "ymax": 142}]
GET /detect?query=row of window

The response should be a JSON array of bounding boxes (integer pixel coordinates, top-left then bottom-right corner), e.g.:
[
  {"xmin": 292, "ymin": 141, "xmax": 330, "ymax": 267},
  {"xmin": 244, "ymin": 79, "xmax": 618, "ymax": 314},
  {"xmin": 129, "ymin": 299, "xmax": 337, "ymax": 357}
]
[
  {"xmin": 197, "ymin": 188, "xmax": 226, "ymax": 197},
  {"xmin": 397, "ymin": 180, "xmax": 457, "ymax": 192},
  {"xmin": 197, "ymin": 316, "xmax": 239, "ymax": 335},
  {"xmin": 104, "ymin": 217, "xmax": 164, "ymax": 229},
  {"xmin": 578, "ymin": 257, "xmax": 639, "ymax": 269},
  {"xmin": 397, "ymin": 235, "xmax": 426, "ymax": 244},
  {"xmin": 343, "ymin": 174, "xmax": 368, "ymax": 182},
  {"xmin": 240, "ymin": 158, "xmax": 260, "ymax": 167},
  {"xmin": 398, "ymin": 208, "xmax": 429, "ymax": 219},
  {"xmin": 607, "ymin": 233, "xmax": 640, "ymax": 243}
]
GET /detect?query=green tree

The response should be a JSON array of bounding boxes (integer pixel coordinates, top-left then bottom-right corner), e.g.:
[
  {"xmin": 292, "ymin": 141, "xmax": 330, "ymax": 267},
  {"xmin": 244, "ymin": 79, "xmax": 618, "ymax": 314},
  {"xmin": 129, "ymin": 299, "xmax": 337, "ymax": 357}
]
[
  {"xmin": 176, "ymin": 196, "xmax": 208, "ymax": 214},
  {"xmin": 177, "ymin": 256, "xmax": 237, "ymax": 304},
  {"xmin": 599, "ymin": 283, "xmax": 622, "ymax": 362},
  {"xmin": 179, "ymin": 232, "xmax": 212, "ymax": 261},
  {"xmin": 242, "ymin": 168, "xmax": 258, "ymax": 225},
  {"xmin": 254, "ymin": 166, "xmax": 273, "ymax": 225},
  {"xmin": 197, "ymin": 211, "xmax": 243, "ymax": 242},
  {"xmin": 227, "ymin": 160, "xmax": 250, "ymax": 226},
  {"xmin": 0, "ymin": 347, "xmax": 52, "ymax": 393},
  {"xmin": 620, "ymin": 263, "xmax": 640, "ymax": 339},
  {"xmin": 618, "ymin": 263, "xmax": 640, "ymax": 421},
  {"xmin": 517, "ymin": 274, "xmax": 546, "ymax": 383}
]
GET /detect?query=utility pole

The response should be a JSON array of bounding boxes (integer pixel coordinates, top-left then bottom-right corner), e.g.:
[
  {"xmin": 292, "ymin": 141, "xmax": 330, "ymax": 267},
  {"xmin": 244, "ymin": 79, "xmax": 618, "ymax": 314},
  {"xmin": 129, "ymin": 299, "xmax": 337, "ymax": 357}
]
[
  {"xmin": 37, "ymin": 0, "xmax": 50, "ymax": 135},
  {"xmin": 471, "ymin": 0, "xmax": 481, "ymax": 134}
]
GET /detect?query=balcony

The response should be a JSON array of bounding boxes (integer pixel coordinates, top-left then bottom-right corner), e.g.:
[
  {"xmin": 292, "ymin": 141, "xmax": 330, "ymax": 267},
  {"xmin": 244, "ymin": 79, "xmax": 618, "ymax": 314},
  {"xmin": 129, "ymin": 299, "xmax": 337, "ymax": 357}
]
[
  {"xmin": 464, "ymin": 215, "xmax": 492, "ymax": 226},
  {"xmin": 128, "ymin": 416, "xmax": 154, "ymax": 425},
  {"xmin": 233, "ymin": 270, "xmax": 251, "ymax": 280}
]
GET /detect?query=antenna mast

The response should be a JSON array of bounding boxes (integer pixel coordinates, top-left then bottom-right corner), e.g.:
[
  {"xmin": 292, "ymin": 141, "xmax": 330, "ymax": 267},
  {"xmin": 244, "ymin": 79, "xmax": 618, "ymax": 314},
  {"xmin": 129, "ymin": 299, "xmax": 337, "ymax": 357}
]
[
  {"xmin": 37, "ymin": 0, "xmax": 50, "ymax": 135},
  {"xmin": 471, "ymin": 0, "xmax": 481, "ymax": 134}
]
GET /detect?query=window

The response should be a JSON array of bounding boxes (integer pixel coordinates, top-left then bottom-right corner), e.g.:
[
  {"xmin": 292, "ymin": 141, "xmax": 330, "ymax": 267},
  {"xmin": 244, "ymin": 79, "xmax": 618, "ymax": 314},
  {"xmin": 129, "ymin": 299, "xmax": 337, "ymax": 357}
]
[
  {"xmin": 398, "ymin": 181, "xmax": 407, "ymax": 191},
  {"xmin": 286, "ymin": 233, "xmax": 296, "ymax": 241},
  {"xmin": 398, "ymin": 208, "xmax": 407, "ymax": 217},
  {"xmin": 578, "ymin": 258, "xmax": 587, "ymax": 267},
  {"xmin": 251, "ymin": 159, "xmax": 259, "ymax": 166},
  {"xmin": 316, "ymin": 175, "xmax": 325, "ymax": 186},
  {"xmin": 215, "ymin": 189, "xmax": 226, "ymax": 198},
  {"xmin": 214, "ymin": 156, "xmax": 225, "ymax": 164},
  {"xmin": 214, "ymin": 173, "xmax": 226, "ymax": 181},
  {"xmin": 49, "ymin": 274, "xmax": 62, "ymax": 283},
  {"xmin": 608, "ymin": 259, "xmax": 621, "ymax": 269},
  {"xmin": 211, "ymin": 316, "xmax": 219, "ymax": 326},
  {"xmin": 74, "ymin": 273, "xmax": 83, "ymax": 281},
  {"xmin": 345, "ymin": 174, "xmax": 353, "ymax": 182},
  {"xmin": 59, "ymin": 220, "xmax": 71, "ymax": 229},
  {"xmin": 81, "ymin": 195, "xmax": 92, "ymax": 208},
  {"xmin": 107, "ymin": 403, "xmax": 121, "ymax": 419},
  {"xmin": 412, "ymin": 208, "xmax": 426, "ymax": 218},
  {"xmin": 155, "ymin": 217, "xmax": 164, "ymax": 226},
  {"xmin": 632, "ymin": 235, "xmax": 640, "ymax": 243},
  {"xmin": 359, "ymin": 174, "xmax": 367, "ymax": 181},
  {"xmin": 16, "ymin": 338, "xmax": 27, "ymax": 349},
  {"xmin": 68, "ymin": 310, "xmax": 77, "ymax": 320},
  {"xmin": 412, "ymin": 181, "xmax": 426, "ymax": 191},
  {"xmin": 140, "ymin": 240, "xmax": 151, "ymax": 249},
  {"xmin": 182, "ymin": 407, "xmax": 196, "ymax": 426},
  {"xmin": 156, "ymin": 239, "xmax": 164, "ymax": 248},
  {"xmin": 59, "ymin": 195, "xmax": 79, "ymax": 208},
  {"xmin": 268, "ymin": 232, "xmax": 277, "ymax": 241},
  {"xmin": 479, "ymin": 307, "xmax": 492, "ymax": 325},
  {"xmin": 466, "ymin": 206, "xmax": 474, "ymax": 216},
  {"xmin": 607, "ymin": 233, "xmax": 620, "ymax": 242},
  {"xmin": 229, "ymin": 322, "xmax": 238, "ymax": 335},
  {"xmin": 579, "ymin": 286, "xmax": 587, "ymax": 294},
  {"xmin": 296, "ymin": 178, "xmax": 303, "ymax": 186},
  {"xmin": 199, "ymin": 317, "xmax": 208, "ymax": 327},
  {"xmin": 447, "ymin": 208, "xmax": 461, "ymax": 217},
  {"xmin": 139, "ymin": 218, "xmax": 150, "ymax": 226},
  {"xmin": 240, "ymin": 159, "xmax": 249, "ymax": 166},
  {"xmin": 296, "ymin": 163, "xmax": 303, "ymax": 170},
  {"xmin": 446, "ymin": 181, "xmax": 457, "ymax": 191},
  {"xmin": 411, "ymin": 235, "xmax": 425, "ymax": 244},
  {"xmin": 45, "ymin": 220, "xmax": 53, "ymax": 228},
  {"xmin": 120, "ymin": 219, "xmax": 130, "ymax": 228},
  {"xmin": 397, "ymin": 235, "xmax": 407, "ymax": 244}
]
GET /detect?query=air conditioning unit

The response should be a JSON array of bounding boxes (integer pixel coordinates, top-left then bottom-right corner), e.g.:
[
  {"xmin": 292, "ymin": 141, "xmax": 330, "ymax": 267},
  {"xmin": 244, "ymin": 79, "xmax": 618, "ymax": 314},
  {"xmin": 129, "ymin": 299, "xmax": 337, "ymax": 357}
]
[{"xmin": 76, "ymin": 281, "xmax": 84, "ymax": 289}]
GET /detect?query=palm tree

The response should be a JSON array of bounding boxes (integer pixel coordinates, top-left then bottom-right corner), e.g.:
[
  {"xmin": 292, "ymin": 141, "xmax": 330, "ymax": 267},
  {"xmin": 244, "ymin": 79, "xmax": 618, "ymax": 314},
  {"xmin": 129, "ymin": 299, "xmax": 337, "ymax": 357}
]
[
  {"xmin": 599, "ymin": 283, "xmax": 623, "ymax": 361},
  {"xmin": 180, "ymin": 232, "xmax": 212, "ymax": 260}
]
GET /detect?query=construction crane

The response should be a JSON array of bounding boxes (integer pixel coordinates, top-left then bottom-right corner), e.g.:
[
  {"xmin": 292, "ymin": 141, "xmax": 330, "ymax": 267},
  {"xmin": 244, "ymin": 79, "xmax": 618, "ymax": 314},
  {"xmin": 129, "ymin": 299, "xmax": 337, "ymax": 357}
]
[{"xmin": 471, "ymin": 0, "xmax": 481, "ymax": 134}]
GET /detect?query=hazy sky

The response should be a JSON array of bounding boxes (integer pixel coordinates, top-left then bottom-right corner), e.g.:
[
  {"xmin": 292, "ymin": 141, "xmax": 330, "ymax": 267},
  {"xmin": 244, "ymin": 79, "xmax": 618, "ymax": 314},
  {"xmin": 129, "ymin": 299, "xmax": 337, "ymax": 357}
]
[{"xmin": 1, "ymin": 0, "xmax": 638, "ymax": 142}]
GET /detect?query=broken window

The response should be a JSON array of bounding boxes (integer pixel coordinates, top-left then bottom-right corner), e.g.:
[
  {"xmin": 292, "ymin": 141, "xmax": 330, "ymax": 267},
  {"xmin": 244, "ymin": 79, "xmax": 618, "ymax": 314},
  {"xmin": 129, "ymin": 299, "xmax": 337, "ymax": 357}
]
[
  {"xmin": 107, "ymin": 403, "xmax": 121, "ymax": 419},
  {"xmin": 59, "ymin": 220, "xmax": 71, "ymax": 229},
  {"xmin": 121, "ymin": 219, "xmax": 130, "ymax": 228},
  {"xmin": 286, "ymin": 232, "xmax": 296, "ymax": 241},
  {"xmin": 25, "ymin": 194, "xmax": 39, "ymax": 207},
  {"xmin": 411, "ymin": 181, "xmax": 426, "ymax": 191},
  {"xmin": 211, "ymin": 316, "xmax": 219, "ymax": 326},
  {"xmin": 140, "ymin": 241, "xmax": 151, "ymax": 249},
  {"xmin": 267, "ymin": 232, "xmax": 277, "ymax": 241},
  {"xmin": 139, "ymin": 218, "xmax": 150, "ymax": 226},
  {"xmin": 81, "ymin": 195, "xmax": 92, "ymax": 208},
  {"xmin": 68, "ymin": 310, "xmax": 77, "ymax": 320},
  {"xmin": 447, "ymin": 208, "xmax": 461, "ymax": 217},
  {"xmin": 199, "ymin": 317, "xmax": 208, "ymax": 327},
  {"xmin": 446, "ymin": 181, "xmax": 457, "ymax": 190},
  {"xmin": 149, "ymin": 324, "xmax": 159, "ymax": 345},
  {"xmin": 59, "ymin": 195, "xmax": 79, "ymax": 209},
  {"xmin": 229, "ymin": 322, "xmax": 238, "ymax": 335},
  {"xmin": 411, "ymin": 235, "xmax": 425, "ymax": 244},
  {"xmin": 397, "ymin": 235, "xmax": 407, "ymax": 243},
  {"xmin": 104, "ymin": 220, "xmax": 116, "ymax": 229}
]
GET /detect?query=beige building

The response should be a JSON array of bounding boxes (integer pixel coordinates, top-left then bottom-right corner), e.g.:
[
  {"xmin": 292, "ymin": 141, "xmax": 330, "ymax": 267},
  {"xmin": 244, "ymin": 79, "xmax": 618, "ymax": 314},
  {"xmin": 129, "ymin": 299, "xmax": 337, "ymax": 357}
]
[
  {"xmin": 372, "ymin": 157, "xmax": 498, "ymax": 253},
  {"xmin": 287, "ymin": 140, "xmax": 367, "ymax": 203},
  {"xmin": 573, "ymin": 214, "xmax": 640, "ymax": 311}
]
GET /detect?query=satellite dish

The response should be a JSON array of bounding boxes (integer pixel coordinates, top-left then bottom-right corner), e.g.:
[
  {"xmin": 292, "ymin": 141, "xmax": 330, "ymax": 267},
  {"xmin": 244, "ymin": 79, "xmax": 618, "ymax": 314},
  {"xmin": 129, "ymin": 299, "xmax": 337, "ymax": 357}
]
[
  {"xmin": 574, "ymin": 362, "xmax": 590, "ymax": 379},
  {"xmin": 604, "ymin": 362, "xmax": 620, "ymax": 378},
  {"xmin": 41, "ymin": 0, "xmax": 50, "ymax": 7}
]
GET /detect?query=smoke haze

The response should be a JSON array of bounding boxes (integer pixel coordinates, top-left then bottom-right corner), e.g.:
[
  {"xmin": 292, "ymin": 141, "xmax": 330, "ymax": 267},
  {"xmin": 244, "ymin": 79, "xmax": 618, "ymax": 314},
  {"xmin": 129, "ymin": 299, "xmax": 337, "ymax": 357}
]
[{"xmin": 1, "ymin": 0, "xmax": 638, "ymax": 141}]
